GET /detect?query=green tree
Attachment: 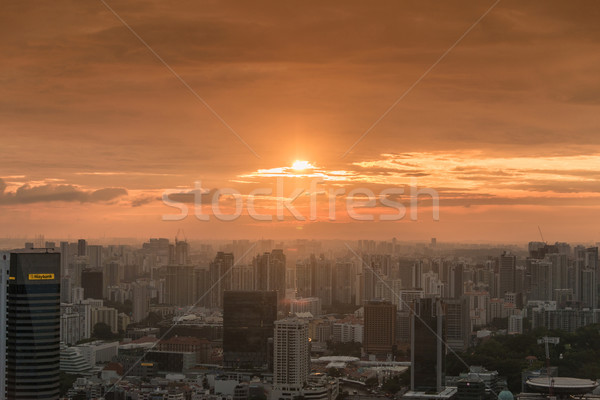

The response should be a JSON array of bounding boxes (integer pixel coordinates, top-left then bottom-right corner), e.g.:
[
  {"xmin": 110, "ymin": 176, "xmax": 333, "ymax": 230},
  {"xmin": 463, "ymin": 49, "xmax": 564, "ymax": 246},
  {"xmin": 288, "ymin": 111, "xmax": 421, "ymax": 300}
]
[{"xmin": 93, "ymin": 322, "xmax": 115, "ymax": 340}]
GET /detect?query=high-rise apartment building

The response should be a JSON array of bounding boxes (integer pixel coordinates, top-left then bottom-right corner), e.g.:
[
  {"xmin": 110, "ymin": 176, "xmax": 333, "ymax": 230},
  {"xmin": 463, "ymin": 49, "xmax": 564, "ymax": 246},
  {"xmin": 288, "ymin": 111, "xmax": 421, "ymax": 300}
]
[
  {"xmin": 272, "ymin": 318, "xmax": 310, "ymax": 398},
  {"xmin": 1, "ymin": 252, "xmax": 61, "ymax": 400},
  {"xmin": 166, "ymin": 264, "xmax": 196, "ymax": 306},
  {"xmin": 210, "ymin": 252, "xmax": 234, "ymax": 308},
  {"xmin": 253, "ymin": 250, "xmax": 286, "ymax": 304}
]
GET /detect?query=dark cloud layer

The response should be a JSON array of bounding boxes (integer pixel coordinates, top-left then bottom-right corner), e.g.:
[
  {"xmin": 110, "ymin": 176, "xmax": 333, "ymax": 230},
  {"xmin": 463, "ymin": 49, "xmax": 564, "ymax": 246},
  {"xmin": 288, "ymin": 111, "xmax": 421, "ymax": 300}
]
[{"xmin": 0, "ymin": 179, "xmax": 127, "ymax": 205}]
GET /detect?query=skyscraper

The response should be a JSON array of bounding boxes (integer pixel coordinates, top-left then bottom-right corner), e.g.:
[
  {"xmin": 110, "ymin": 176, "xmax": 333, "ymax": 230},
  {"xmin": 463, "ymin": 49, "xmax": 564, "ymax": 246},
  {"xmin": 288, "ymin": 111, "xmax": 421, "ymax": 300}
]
[
  {"xmin": 272, "ymin": 318, "xmax": 310, "ymax": 398},
  {"xmin": 253, "ymin": 250, "xmax": 286, "ymax": 304},
  {"xmin": 81, "ymin": 268, "xmax": 103, "ymax": 299},
  {"xmin": 1, "ymin": 252, "xmax": 61, "ymax": 400},
  {"xmin": 411, "ymin": 297, "xmax": 445, "ymax": 393},
  {"xmin": 498, "ymin": 252, "xmax": 516, "ymax": 296},
  {"xmin": 166, "ymin": 264, "xmax": 196, "ymax": 306},
  {"xmin": 210, "ymin": 252, "xmax": 234, "ymax": 308},
  {"xmin": 223, "ymin": 291, "xmax": 277, "ymax": 370},
  {"xmin": 77, "ymin": 239, "xmax": 87, "ymax": 257},
  {"xmin": 363, "ymin": 299, "xmax": 396, "ymax": 357}
]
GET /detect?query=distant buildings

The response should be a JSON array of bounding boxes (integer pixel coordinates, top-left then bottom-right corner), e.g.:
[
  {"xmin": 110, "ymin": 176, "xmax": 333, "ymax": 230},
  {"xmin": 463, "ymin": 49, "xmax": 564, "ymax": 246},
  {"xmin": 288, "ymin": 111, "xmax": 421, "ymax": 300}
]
[{"xmin": 290, "ymin": 297, "xmax": 322, "ymax": 316}]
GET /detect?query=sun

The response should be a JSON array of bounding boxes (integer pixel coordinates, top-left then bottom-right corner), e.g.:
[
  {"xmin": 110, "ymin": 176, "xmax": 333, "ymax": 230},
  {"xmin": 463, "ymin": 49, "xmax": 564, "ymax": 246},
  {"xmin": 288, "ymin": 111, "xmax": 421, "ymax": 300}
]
[{"xmin": 291, "ymin": 160, "xmax": 315, "ymax": 170}]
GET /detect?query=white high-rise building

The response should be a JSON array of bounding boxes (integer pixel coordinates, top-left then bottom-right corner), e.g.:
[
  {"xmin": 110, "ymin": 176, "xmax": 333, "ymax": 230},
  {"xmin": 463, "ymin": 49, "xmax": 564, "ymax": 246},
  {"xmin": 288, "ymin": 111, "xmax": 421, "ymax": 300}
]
[{"xmin": 272, "ymin": 318, "xmax": 310, "ymax": 399}]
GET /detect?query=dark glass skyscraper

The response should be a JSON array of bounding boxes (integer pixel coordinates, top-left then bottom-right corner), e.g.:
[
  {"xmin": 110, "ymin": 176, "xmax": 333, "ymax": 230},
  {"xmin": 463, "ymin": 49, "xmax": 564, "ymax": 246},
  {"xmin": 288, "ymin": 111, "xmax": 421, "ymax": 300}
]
[
  {"xmin": 223, "ymin": 290, "xmax": 277, "ymax": 370},
  {"xmin": 3, "ymin": 252, "xmax": 61, "ymax": 400},
  {"xmin": 81, "ymin": 268, "xmax": 103, "ymax": 299},
  {"xmin": 411, "ymin": 297, "xmax": 445, "ymax": 393}
]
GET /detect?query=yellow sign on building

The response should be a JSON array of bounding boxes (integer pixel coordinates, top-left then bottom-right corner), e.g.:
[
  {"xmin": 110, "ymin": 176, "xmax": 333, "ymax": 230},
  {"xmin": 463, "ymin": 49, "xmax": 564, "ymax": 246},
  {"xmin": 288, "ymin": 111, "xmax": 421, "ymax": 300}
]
[{"xmin": 28, "ymin": 273, "xmax": 55, "ymax": 280}]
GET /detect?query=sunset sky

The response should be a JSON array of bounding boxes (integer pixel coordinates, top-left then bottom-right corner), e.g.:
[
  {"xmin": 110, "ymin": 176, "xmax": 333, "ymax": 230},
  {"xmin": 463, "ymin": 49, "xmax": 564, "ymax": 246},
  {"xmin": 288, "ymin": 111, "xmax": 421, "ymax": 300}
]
[{"xmin": 2, "ymin": 1, "xmax": 600, "ymax": 242}]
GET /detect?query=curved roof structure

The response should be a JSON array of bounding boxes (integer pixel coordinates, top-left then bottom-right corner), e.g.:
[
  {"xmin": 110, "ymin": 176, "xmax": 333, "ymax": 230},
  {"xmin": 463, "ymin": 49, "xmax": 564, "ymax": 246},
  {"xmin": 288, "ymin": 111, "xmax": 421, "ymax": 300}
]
[{"xmin": 526, "ymin": 377, "xmax": 598, "ymax": 395}]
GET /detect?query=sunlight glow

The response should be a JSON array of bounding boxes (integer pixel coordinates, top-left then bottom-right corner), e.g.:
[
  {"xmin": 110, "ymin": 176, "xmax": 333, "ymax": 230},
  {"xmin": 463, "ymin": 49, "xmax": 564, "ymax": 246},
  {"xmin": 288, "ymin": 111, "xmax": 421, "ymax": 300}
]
[{"xmin": 292, "ymin": 160, "xmax": 315, "ymax": 170}]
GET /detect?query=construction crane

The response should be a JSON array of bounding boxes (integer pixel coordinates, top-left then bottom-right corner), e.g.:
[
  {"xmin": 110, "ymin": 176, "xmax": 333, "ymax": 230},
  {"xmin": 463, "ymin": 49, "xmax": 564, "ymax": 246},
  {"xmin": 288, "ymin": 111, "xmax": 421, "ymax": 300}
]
[
  {"xmin": 538, "ymin": 336, "xmax": 559, "ymax": 397},
  {"xmin": 538, "ymin": 225, "xmax": 546, "ymax": 244}
]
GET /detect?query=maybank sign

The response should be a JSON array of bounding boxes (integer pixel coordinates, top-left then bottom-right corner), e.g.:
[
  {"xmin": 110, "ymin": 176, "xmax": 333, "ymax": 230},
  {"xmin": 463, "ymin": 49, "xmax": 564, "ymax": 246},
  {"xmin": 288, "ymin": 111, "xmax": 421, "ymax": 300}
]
[{"xmin": 28, "ymin": 273, "xmax": 55, "ymax": 280}]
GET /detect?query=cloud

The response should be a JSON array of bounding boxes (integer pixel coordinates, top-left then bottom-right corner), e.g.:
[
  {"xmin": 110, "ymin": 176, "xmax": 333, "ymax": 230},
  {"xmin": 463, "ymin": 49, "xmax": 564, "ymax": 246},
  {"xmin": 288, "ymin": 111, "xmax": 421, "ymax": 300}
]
[
  {"xmin": 0, "ymin": 178, "xmax": 127, "ymax": 205},
  {"xmin": 130, "ymin": 195, "xmax": 157, "ymax": 207}
]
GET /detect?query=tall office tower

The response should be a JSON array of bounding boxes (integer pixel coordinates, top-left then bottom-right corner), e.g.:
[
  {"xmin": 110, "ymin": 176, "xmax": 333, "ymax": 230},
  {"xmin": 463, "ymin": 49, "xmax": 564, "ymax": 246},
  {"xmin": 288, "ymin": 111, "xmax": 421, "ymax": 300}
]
[
  {"xmin": 231, "ymin": 264, "xmax": 254, "ymax": 291},
  {"xmin": 104, "ymin": 261, "xmax": 122, "ymax": 287},
  {"xmin": 142, "ymin": 238, "xmax": 171, "ymax": 269},
  {"xmin": 194, "ymin": 266, "xmax": 211, "ymax": 307},
  {"xmin": 313, "ymin": 256, "xmax": 332, "ymax": 306},
  {"xmin": 232, "ymin": 240, "xmax": 252, "ymax": 265},
  {"xmin": 131, "ymin": 282, "xmax": 150, "ymax": 323},
  {"xmin": 412, "ymin": 261, "xmax": 423, "ymax": 288},
  {"xmin": 173, "ymin": 239, "xmax": 189, "ymax": 265},
  {"xmin": 87, "ymin": 245, "xmax": 103, "ymax": 269},
  {"xmin": 363, "ymin": 300, "xmax": 396, "ymax": 357},
  {"xmin": 81, "ymin": 268, "xmax": 103, "ymax": 299},
  {"xmin": 333, "ymin": 261, "xmax": 354, "ymax": 305},
  {"xmin": 549, "ymin": 253, "xmax": 569, "ymax": 291},
  {"xmin": 77, "ymin": 239, "xmax": 87, "ymax": 257},
  {"xmin": 411, "ymin": 297, "xmax": 445, "ymax": 393},
  {"xmin": 269, "ymin": 249, "xmax": 287, "ymax": 303},
  {"xmin": 253, "ymin": 251, "xmax": 287, "ymax": 304},
  {"xmin": 60, "ymin": 275, "xmax": 73, "ymax": 303},
  {"xmin": 498, "ymin": 252, "xmax": 516, "ymax": 296},
  {"xmin": 210, "ymin": 252, "xmax": 234, "ymax": 308},
  {"xmin": 295, "ymin": 259, "xmax": 312, "ymax": 298},
  {"xmin": 529, "ymin": 259, "xmax": 553, "ymax": 301},
  {"xmin": 1, "ymin": 252, "xmax": 61, "ymax": 400},
  {"xmin": 223, "ymin": 291, "xmax": 277, "ymax": 370},
  {"xmin": 166, "ymin": 264, "xmax": 196, "ymax": 306},
  {"xmin": 272, "ymin": 318, "xmax": 310, "ymax": 397},
  {"xmin": 444, "ymin": 298, "xmax": 470, "ymax": 352},
  {"xmin": 59, "ymin": 241, "xmax": 70, "ymax": 276},
  {"xmin": 451, "ymin": 264, "xmax": 464, "ymax": 299},
  {"xmin": 574, "ymin": 246, "xmax": 599, "ymax": 307},
  {"xmin": 398, "ymin": 289, "xmax": 425, "ymax": 312},
  {"xmin": 69, "ymin": 257, "xmax": 88, "ymax": 288}
]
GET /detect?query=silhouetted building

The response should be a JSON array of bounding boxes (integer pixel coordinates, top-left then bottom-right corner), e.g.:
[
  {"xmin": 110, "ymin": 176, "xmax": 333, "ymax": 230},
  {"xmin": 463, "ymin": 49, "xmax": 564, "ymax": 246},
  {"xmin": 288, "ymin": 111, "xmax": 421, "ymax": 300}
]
[
  {"xmin": 223, "ymin": 291, "xmax": 277, "ymax": 370},
  {"xmin": 210, "ymin": 252, "xmax": 234, "ymax": 308},
  {"xmin": 364, "ymin": 300, "xmax": 396, "ymax": 357},
  {"xmin": 411, "ymin": 297, "xmax": 445, "ymax": 392},
  {"xmin": 81, "ymin": 268, "xmax": 103, "ymax": 300},
  {"xmin": 77, "ymin": 239, "xmax": 87, "ymax": 257},
  {"xmin": 499, "ymin": 252, "xmax": 516, "ymax": 296},
  {"xmin": 1, "ymin": 252, "xmax": 61, "ymax": 400}
]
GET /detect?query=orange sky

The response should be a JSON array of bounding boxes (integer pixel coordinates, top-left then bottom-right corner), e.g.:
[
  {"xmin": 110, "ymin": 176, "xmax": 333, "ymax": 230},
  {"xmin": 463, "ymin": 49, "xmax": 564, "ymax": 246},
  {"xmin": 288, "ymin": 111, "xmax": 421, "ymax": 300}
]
[{"xmin": 2, "ymin": 1, "xmax": 600, "ymax": 242}]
